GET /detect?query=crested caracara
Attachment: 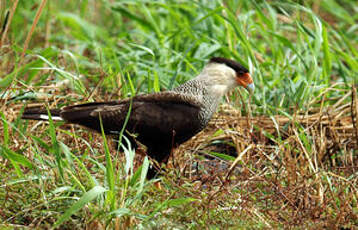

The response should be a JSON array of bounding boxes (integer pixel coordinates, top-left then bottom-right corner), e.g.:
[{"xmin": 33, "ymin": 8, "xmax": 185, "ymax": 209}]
[{"xmin": 22, "ymin": 57, "xmax": 254, "ymax": 178}]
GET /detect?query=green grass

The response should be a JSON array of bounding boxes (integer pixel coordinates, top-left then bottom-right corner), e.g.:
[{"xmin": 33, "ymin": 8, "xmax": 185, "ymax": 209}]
[{"xmin": 1, "ymin": 0, "xmax": 357, "ymax": 229}]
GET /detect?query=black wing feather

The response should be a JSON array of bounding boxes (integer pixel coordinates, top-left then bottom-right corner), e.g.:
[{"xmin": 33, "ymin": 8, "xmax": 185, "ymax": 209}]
[{"xmin": 59, "ymin": 92, "xmax": 204, "ymax": 151}]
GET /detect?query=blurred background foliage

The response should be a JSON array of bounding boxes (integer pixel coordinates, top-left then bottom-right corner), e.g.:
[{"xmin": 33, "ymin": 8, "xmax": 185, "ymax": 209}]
[{"xmin": 1, "ymin": 0, "xmax": 357, "ymax": 113}]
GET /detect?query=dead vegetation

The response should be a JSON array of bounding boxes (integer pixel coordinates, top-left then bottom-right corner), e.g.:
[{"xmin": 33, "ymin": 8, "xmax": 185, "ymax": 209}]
[
  {"xmin": 1, "ymin": 0, "xmax": 357, "ymax": 227},
  {"xmin": 1, "ymin": 82, "xmax": 357, "ymax": 228},
  {"xmin": 169, "ymin": 85, "xmax": 358, "ymax": 228},
  {"xmin": 0, "ymin": 80, "xmax": 358, "ymax": 229}
]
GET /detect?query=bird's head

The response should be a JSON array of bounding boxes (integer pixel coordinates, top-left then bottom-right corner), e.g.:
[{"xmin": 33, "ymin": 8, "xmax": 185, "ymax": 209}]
[{"xmin": 197, "ymin": 57, "xmax": 254, "ymax": 96}]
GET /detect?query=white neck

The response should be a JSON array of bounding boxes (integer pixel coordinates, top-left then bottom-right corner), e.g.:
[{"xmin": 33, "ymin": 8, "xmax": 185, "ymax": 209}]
[{"xmin": 194, "ymin": 63, "xmax": 238, "ymax": 98}]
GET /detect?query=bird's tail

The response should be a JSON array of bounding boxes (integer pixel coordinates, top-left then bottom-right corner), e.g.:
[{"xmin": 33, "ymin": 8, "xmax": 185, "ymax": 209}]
[{"xmin": 21, "ymin": 106, "xmax": 63, "ymax": 121}]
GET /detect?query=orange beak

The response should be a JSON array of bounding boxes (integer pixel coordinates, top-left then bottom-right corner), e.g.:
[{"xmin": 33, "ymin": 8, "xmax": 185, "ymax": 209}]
[{"xmin": 236, "ymin": 73, "xmax": 254, "ymax": 93}]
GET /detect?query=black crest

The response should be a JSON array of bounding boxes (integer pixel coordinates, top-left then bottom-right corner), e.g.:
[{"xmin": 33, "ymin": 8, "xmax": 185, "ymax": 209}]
[{"xmin": 209, "ymin": 57, "xmax": 248, "ymax": 74}]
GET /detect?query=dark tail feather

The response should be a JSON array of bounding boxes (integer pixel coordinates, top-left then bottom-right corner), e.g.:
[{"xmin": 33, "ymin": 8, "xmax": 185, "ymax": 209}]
[
  {"xmin": 22, "ymin": 101, "xmax": 120, "ymax": 127},
  {"xmin": 59, "ymin": 101, "xmax": 120, "ymax": 131},
  {"xmin": 59, "ymin": 102, "xmax": 116, "ymax": 122},
  {"xmin": 21, "ymin": 107, "xmax": 62, "ymax": 121}
]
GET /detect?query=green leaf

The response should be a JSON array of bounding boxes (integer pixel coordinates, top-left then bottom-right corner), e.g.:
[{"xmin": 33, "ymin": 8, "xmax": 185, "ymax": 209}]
[
  {"xmin": 126, "ymin": 73, "xmax": 136, "ymax": 95},
  {"xmin": 111, "ymin": 6, "xmax": 155, "ymax": 31},
  {"xmin": 322, "ymin": 25, "xmax": 331, "ymax": 81},
  {"xmin": 153, "ymin": 71, "xmax": 160, "ymax": 93},
  {"xmin": 53, "ymin": 186, "xmax": 107, "ymax": 228},
  {"xmin": 1, "ymin": 112, "xmax": 9, "ymax": 147},
  {"xmin": 57, "ymin": 12, "xmax": 107, "ymax": 41},
  {"xmin": 321, "ymin": 0, "xmax": 354, "ymax": 24},
  {"xmin": 207, "ymin": 151, "xmax": 236, "ymax": 161},
  {"xmin": 0, "ymin": 72, "xmax": 15, "ymax": 88},
  {"xmin": 0, "ymin": 145, "xmax": 33, "ymax": 169},
  {"xmin": 47, "ymin": 107, "xmax": 64, "ymax": 179},
  {"xmin": 98, "ymin": 114, "xmax": 115, "ymax": 211},
  {"xmin": 166, "ymin": 197, "xmax": 197, "ymax": 207},
  {"xmin": 129, "ymin": 43, "xmax": 155, "ymax": 57},
  {"xmin": 110, "ymin": 208, "xmax": 132, "ymax": 218},
  {"xmin": 137, "ymin": 156, "xmax": 149, "ymax": 195}
]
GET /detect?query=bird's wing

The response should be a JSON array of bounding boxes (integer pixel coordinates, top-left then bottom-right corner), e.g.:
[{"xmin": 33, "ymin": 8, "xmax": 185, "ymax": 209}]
[
  {"xmin": 120, "ymin": 91, "xmax": 203, "ymax": 108},
  {"xmin": 60, "ymin": 92, "xmax": 204, "ymax": 143}
]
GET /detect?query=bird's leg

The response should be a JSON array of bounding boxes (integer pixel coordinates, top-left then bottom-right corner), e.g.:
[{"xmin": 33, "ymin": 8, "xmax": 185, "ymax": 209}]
[
  {"xmin": 169, "ymin": 130, "xmax": 178, "ymax": 171},
  {"xmin": 146, "ymin": 155, "xmax": 167, "ymax": 190},
  {"xmin": 146, "ymin": 146, "xmax": 171, "ymax": 179}
]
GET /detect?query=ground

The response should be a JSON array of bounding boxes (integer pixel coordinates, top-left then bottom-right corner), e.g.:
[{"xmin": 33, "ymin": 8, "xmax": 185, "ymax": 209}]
[{"xmin": 0, "ymin": 0, "xmax": 357, "ymax": 229}]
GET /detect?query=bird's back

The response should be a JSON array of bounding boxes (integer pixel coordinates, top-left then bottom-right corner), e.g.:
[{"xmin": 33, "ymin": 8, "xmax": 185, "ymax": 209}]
[{"xmin": 60, "ymin": 92, "xmax": 205, "ymax": 148}]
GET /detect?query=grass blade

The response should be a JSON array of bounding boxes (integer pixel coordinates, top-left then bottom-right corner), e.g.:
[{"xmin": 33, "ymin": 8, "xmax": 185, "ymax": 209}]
[
  {"xmin": 98, "ymin": 114, "xmax": 115, "ymax": 211},
  {"xmin": 53, "ymin": 185, "xmax": 107, "ymax": 228}
]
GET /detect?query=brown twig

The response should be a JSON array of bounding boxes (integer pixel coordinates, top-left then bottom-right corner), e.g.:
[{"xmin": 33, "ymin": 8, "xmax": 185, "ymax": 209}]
[
  {"xmin": 351, "ymin": 86, "xmax": 358, "ymax": 145},
  {"xmin": 20, "ymin": 0, "xmax": 47, "ymax": 63}
]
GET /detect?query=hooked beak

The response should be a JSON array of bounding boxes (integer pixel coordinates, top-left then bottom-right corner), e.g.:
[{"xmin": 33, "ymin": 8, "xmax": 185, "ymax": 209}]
[
  {"xmin": 246, "ymin": 83, "xmax": 255, "ymax": 94},
  {"xmin": 236, "ymin": 72, "xmax": 254, "ymax": 94}
]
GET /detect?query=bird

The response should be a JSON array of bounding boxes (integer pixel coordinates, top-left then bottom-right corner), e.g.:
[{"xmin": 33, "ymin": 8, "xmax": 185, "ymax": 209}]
[{"xmin": 21, "ymin": 57, "xmax": 254, "ymax": 178}]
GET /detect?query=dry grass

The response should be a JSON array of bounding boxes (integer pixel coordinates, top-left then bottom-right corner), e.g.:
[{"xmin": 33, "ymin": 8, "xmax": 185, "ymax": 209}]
[
  {"xmin": 1, "ymin": 0, "xmax": 357, "ymax": 228},
  {"xmin": 1, "ymin": 84, "xmax": 357, "ymax": 228},
  {"xmin": 167, "ymin": 85, "xmax": 358, "ymax": 228}
]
